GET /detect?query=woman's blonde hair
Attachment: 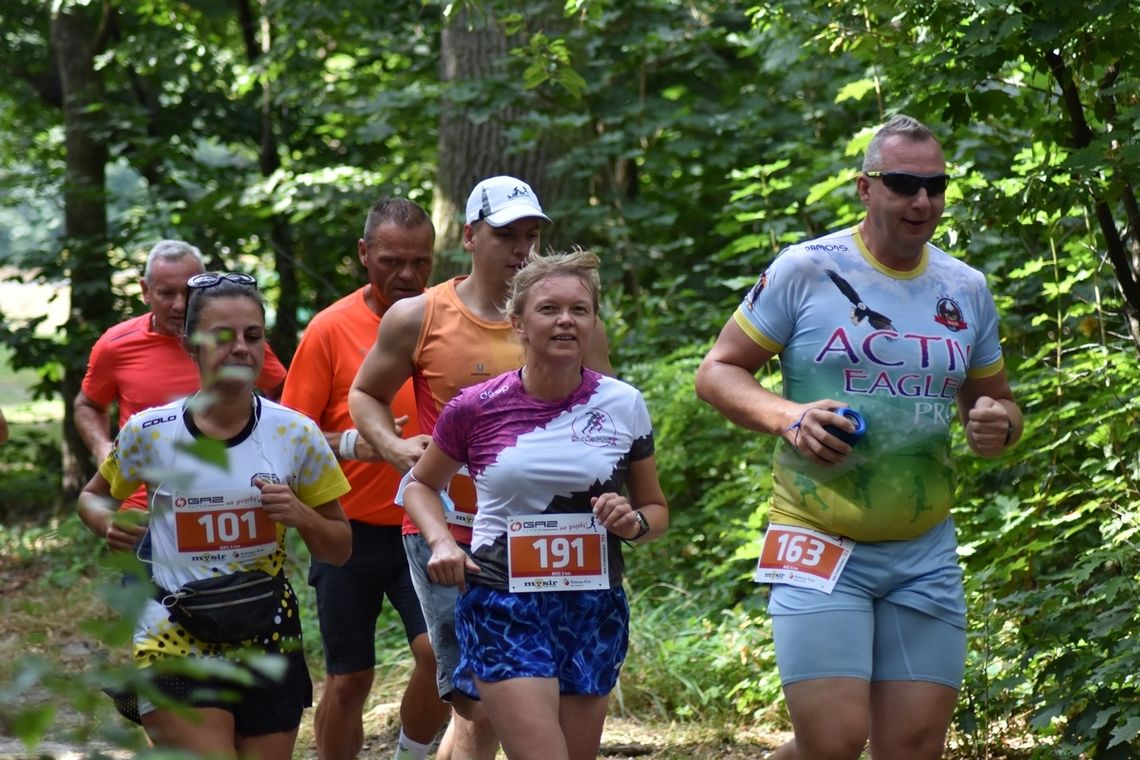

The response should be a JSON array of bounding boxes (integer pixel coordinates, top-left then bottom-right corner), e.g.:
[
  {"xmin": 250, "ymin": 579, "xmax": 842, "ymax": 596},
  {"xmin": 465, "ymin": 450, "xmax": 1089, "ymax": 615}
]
[{"xmin": 503, "ymin": 248, "xmax": 601, "ymax": 319}]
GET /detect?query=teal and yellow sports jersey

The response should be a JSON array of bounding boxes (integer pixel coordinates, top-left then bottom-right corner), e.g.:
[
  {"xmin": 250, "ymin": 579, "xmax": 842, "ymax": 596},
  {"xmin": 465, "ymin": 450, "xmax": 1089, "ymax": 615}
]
[{"xmin": 734, "ymin": 227, "xmax": 1004, "ymax": 541}]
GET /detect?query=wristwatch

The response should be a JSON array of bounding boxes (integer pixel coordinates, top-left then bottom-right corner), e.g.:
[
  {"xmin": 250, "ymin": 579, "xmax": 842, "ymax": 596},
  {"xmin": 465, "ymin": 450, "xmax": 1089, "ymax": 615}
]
[{"xmin": 630, "ymin": 510, "xmax": 651, "ymax": 541}]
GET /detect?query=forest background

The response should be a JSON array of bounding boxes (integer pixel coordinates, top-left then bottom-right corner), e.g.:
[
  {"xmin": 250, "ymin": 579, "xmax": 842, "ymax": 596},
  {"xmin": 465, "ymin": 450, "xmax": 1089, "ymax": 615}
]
[{"xmin": 1, "ymin": 0, "xmax": 1139, "ymax": 758}]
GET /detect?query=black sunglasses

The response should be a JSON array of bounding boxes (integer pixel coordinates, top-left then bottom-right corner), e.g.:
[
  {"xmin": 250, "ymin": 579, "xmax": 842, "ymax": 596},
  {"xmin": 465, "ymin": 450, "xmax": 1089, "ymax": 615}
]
[
  {"xmin": 864, "ymin": 171, "xmax": 950, "ymax": 197},
  {"xmin": 187, "ymin": 272, "xmax": 258, "ymax": 289}
]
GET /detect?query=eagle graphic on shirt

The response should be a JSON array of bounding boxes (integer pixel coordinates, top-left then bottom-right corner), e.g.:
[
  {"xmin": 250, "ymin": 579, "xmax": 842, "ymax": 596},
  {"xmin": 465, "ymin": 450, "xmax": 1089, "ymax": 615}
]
[{"xmin": 825, "ymin": 269, "xmax": 896, "ymax": 331}]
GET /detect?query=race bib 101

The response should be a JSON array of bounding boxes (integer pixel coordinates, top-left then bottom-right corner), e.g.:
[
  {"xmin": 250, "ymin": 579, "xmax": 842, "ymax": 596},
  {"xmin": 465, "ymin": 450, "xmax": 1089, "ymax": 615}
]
[{"xmin": 173, "ymin": 488, "xmax": 276, "ymax": 563}]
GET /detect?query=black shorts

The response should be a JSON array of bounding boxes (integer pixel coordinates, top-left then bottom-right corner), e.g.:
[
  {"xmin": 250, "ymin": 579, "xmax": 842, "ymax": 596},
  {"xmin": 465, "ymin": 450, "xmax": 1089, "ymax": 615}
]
[
  {"xmin": 143, "ymin": 649, "xmax": 312, "ymax": 736},
  {"xmin": 308, "ymin": 522, "xmax": 427, "ymax": 674}
]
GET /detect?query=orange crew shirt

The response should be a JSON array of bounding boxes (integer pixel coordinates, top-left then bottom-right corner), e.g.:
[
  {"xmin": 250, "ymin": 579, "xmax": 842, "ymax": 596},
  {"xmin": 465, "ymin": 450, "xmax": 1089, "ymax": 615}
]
[{"xmin": 281, "ymin": 287, "xmax": 419, "ymax": 526}]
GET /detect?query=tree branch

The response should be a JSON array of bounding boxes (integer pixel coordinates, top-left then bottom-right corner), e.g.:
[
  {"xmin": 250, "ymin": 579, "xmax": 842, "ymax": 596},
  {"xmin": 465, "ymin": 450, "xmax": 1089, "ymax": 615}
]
[{"xmin": 1044, "ymin": 49, "xmax": 1140, "ymax": 321}]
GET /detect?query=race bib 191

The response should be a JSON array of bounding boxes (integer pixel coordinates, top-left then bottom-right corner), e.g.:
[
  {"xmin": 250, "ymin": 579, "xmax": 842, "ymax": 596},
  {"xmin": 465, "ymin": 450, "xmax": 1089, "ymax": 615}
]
[
  {"xmin": 754, "ymin": 524, "xmax": 853, "ymax": 594},
  {"xmin": 507, "ymin": 513, "xmax": 609, "ymax": 593}
]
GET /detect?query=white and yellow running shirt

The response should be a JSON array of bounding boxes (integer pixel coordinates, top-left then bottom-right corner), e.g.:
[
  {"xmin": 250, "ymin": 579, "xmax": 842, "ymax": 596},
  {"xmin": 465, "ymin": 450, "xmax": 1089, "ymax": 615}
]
[{"xmin": 101, "ymin": 396, "xmax": 349, "ymax": 662}]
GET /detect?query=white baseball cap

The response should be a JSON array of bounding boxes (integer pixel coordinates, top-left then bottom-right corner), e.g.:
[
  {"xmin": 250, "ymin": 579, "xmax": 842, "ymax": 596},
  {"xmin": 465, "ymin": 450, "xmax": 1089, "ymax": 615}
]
[{"xmin": 464, "ymin": 176, "xmax": 551, "ymax": 227}]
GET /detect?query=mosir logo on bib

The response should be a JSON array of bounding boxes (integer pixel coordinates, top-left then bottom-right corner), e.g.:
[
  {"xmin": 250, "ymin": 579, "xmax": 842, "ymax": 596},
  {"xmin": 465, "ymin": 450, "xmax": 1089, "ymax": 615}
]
[
  {"xmin": 507, "ymin": 513, "xmax": 609, "ymax": 592},
  {"xmin": 754, "ymin": 524, "xmax": 854, "ymax": 594}
]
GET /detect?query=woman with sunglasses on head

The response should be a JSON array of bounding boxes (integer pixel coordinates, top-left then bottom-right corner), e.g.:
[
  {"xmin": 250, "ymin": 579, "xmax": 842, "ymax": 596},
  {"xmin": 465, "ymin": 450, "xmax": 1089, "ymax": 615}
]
[
  {"xmin": 77, "ymin": 271, "xmax": 352, "ymax": 760},
  {"xmin": 399, "ymin": 249, "xmax": 668, "ymax": 760}
]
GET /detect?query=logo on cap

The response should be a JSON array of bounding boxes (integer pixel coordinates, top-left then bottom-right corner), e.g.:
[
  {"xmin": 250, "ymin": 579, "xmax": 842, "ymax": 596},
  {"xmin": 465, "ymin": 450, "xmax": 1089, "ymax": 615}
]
[
  {"xmin": 481, "ymin": 186, "xmax": 532, "ymax": 220},
  {"xmin": 467, "ymin": 176, "xmax": 550, "ymax": 226}
]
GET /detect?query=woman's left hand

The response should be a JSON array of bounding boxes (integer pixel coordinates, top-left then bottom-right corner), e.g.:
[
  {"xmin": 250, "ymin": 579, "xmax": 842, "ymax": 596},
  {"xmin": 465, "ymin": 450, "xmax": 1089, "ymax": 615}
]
[
  {"xmin": 257, "ymin": 479, "xmax": 312, "ymax": 527},
  {"xmin": 591, "ymin": 492, "xmax": 642, "ymax": 541}
]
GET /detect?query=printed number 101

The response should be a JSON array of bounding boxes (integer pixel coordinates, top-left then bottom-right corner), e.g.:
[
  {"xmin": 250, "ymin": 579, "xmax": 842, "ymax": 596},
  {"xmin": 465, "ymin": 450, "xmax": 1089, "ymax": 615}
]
[
  {"xmin": 775, "ymin": 533, "xmax": 825, "ymax": 567},
  {"xmin": 198, "ymin": 512, "xmax": 258, "ymax": 544},
  {"xmin": 532, "ymin": 537, "xmax": 584, "ymax": 569}
]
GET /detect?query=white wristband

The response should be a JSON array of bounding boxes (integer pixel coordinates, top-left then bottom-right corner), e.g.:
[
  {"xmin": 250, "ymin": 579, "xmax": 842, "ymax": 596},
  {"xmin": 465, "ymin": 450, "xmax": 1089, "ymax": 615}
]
[{"xmin": 338, "ymin": 429, "xmax": 359, "ymax": 460}]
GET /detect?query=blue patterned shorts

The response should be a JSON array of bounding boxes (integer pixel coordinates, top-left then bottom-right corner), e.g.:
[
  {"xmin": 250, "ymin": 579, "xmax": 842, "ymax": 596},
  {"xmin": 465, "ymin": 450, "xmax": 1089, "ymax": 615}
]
[{"xmin": 453, "ymin": 585, "xmax": 629, "ymax": 699}]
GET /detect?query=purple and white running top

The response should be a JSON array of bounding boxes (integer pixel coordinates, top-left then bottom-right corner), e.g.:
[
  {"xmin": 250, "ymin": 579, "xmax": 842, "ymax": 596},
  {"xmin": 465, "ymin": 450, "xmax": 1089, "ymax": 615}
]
[{"xmin": 432, "ymin": 367, "xmax": 655, "ymax": 591}]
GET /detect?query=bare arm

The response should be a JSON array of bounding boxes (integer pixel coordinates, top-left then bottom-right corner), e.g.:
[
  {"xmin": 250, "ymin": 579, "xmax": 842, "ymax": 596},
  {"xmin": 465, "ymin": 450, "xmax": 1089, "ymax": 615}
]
[
  {"xmin": 77, "ymin": 471, "xmax": 148, "ymax": 552},
  {"xmin": 585, "ymin": 317, "xmax": 615, "ymax": 377},
  {"xmin": 591, "ymin": 454, "xmax": 669, "ymax": 543},
  {"xmin": 257, "ymin": 480, "xmax": 352, "ymax": 565},
  {"xmin": 695, "ymin": 319, "xmax": 851, "ymax": 466},
  {"xmin": 281, "ymin": 330, "xmax": 406, "ymax": 463},
  {"xmin": 956, "ymin": 369, "xmax": 1022, "ymax": 458},
  {"xmin": 348, "ymin": 295, "xmax": 431, "ymax": 472},
  {"xmin": 401, "ymin": 444, "xmax": 478, "ymax": 591},
  {"xmin": 319, "ymin": 423, "xmax": 404, "ymax": 463},
  {"xmin": 73, "ymin": 390, "xmax": 114, "ymax": 463}
]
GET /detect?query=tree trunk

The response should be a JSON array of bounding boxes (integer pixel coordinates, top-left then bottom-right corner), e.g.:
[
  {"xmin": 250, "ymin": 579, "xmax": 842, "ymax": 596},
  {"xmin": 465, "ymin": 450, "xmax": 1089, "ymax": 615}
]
[
  {"xmin": 237, "ymin": 0, "xmax": 297, "ymax": 364},
  {"xmin": 434, "ymin": 4, "xmax": 574, "ymax": 274},
  {"xmin": 52, "ymin": 3, "xmax": 113, "ymax": 500}
]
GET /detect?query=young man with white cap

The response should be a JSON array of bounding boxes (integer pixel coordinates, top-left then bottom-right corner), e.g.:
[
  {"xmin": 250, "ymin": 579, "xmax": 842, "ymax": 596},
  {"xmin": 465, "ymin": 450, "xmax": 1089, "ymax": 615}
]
[{"xmin": 349, "ymin": 176, "xmax": 611, "ymax": 760}]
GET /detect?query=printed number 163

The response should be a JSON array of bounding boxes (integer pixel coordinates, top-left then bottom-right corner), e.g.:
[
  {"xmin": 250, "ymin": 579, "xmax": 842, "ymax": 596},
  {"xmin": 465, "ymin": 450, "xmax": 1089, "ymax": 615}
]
[{"xmin": 775, "ymin": 533, "xmax": 825, "ymax": 566}]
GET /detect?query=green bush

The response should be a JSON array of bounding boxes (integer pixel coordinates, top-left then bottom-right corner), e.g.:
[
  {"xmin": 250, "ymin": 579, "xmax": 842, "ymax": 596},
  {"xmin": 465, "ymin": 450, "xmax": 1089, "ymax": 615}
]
[
  {"xmin": 617, "ymin": 344, "xmax": 786, "ymax": 723},
  {"xmin": 953, "ymin": 337, "xmax": 1140, "ymax": 757},
  {"xmin": 0, "ymin": 420, "xmax": 62, "ymax": 520},
  {"xmin": 621, "ymin": 583, "xmax": 782, "ymax": 724}
]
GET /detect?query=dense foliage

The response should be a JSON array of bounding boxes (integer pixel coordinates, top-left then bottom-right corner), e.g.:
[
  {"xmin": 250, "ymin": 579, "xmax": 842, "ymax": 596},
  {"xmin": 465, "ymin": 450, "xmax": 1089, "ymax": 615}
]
[{"xmin": 2, "ymin": 0, "xmax": 1139, "ymax": 756}]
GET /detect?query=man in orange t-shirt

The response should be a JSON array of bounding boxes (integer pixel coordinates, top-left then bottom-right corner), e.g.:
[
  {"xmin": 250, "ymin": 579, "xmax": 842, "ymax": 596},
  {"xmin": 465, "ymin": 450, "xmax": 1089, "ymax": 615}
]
[
  {"xmin": 74, "ymin": 240, "xmax": 286, "ymax": 549},
  {"xmin": 282, "ymin": 199, "xmax": 448, "ymax": 760}
]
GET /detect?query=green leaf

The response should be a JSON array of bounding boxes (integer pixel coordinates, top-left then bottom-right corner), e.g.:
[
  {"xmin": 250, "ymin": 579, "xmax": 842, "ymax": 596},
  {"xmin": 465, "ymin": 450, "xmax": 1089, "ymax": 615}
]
[
  {"xmin": 8, "ymin": 704, "xmax": 55, "ymax": 748},
  {"xmin": 176, "ymin": 437, "xmax": 229, "ymax": 469},
  {"xmin": 1108, "ymin": 716, "xmax": 1140, "ymax": 748},
  {"xmin": 834, "ymin": 77, "xmax": 877, "ymax": 104}
]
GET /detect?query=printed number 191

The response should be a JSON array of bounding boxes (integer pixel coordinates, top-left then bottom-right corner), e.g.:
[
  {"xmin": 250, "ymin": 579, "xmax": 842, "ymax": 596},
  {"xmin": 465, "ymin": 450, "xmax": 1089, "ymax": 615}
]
[{"xmin": 532, "ymin": 537, "xmax": 584, "ymax": 569}]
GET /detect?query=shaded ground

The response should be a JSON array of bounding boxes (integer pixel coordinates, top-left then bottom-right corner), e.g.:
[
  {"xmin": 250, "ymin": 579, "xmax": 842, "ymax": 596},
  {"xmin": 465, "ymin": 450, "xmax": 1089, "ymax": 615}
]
[
  {"xmin": 0, "ymin": 547, "xmax": 789, "ymax": 760},
  {"xmin": 0, "ymin": 682, "xmax": 789, "ymax": 760},
  {"xmin": 291, "ymin": 693, "xmax": 791, "ymax": 760},
  {"xmin": 0, "ymin": 537, "xmax": 1041, "ymax": 760}
]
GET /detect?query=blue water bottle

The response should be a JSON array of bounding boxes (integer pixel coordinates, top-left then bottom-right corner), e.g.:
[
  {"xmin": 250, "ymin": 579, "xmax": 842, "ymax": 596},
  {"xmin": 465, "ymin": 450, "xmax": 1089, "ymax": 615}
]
[{"xmin": 825, "ymin": 407, "xmax": 867, "ymax": 447}]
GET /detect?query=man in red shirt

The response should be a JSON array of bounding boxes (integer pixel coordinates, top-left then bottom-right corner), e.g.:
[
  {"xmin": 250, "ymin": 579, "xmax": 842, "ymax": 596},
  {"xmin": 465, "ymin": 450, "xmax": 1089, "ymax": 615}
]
[
  {"xmin": 282, "ymin": 199, "xmax": 449, "ymax": 760},
  {"xmin": 74, "ymin": 240, "xmax": 286, "ymax": 547}
]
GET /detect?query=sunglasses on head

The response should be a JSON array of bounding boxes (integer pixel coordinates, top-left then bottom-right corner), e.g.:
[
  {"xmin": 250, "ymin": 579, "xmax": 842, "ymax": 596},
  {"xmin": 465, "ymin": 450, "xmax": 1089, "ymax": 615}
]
[
  {"xmin": 864, "ymin": 171, "xmax": 950, "ymax": 197},
  {"xmin": 187, "ymin": 272, "xmax": 258, "ymax": 289}
]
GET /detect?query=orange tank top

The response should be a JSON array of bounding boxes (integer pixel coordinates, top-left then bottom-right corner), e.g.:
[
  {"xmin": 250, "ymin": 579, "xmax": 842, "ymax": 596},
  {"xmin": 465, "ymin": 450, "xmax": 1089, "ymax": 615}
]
[
  {"xmin": 407, "ymin": 277, "xmax": 524, "ymax": 539},
  {"xmin": 412, "ymin": 277, "xmax": 523, "ymax": 432}
]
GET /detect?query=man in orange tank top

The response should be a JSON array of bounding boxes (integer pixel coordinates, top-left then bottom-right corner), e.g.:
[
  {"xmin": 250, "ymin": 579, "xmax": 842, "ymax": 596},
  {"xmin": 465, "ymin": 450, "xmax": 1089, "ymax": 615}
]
[
  {"xmin": 282, "ymin": 199, "xmax": 449, "ymax": 760},
  {"xmin": 349, "ymin": 176, "xmax": 611, "ymax": 760}
]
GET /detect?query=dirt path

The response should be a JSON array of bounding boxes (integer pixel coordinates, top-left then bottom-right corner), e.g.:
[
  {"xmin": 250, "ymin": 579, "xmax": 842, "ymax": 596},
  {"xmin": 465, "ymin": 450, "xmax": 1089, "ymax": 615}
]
[
  {"xmin": 0, "ymin": 697, "xmax": 787, "ymax": 760},
  {"xmin": 292, "ymin": 690, "xmax": 790, "ymax": 759}
]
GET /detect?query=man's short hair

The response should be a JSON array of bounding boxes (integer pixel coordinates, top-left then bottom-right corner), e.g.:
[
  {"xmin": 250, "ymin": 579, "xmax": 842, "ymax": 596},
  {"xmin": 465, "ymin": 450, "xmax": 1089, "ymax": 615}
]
[
  {"xmin": 144, "ymin": 240, "xmax": 204, "ymax": 282},
  {"xmin": 362, "ymin": 198, "xmax": 435, "ymax": 246},
  {"xmin": 863, "ymin": 115, "xmax": 939, "ymax": 171}
]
